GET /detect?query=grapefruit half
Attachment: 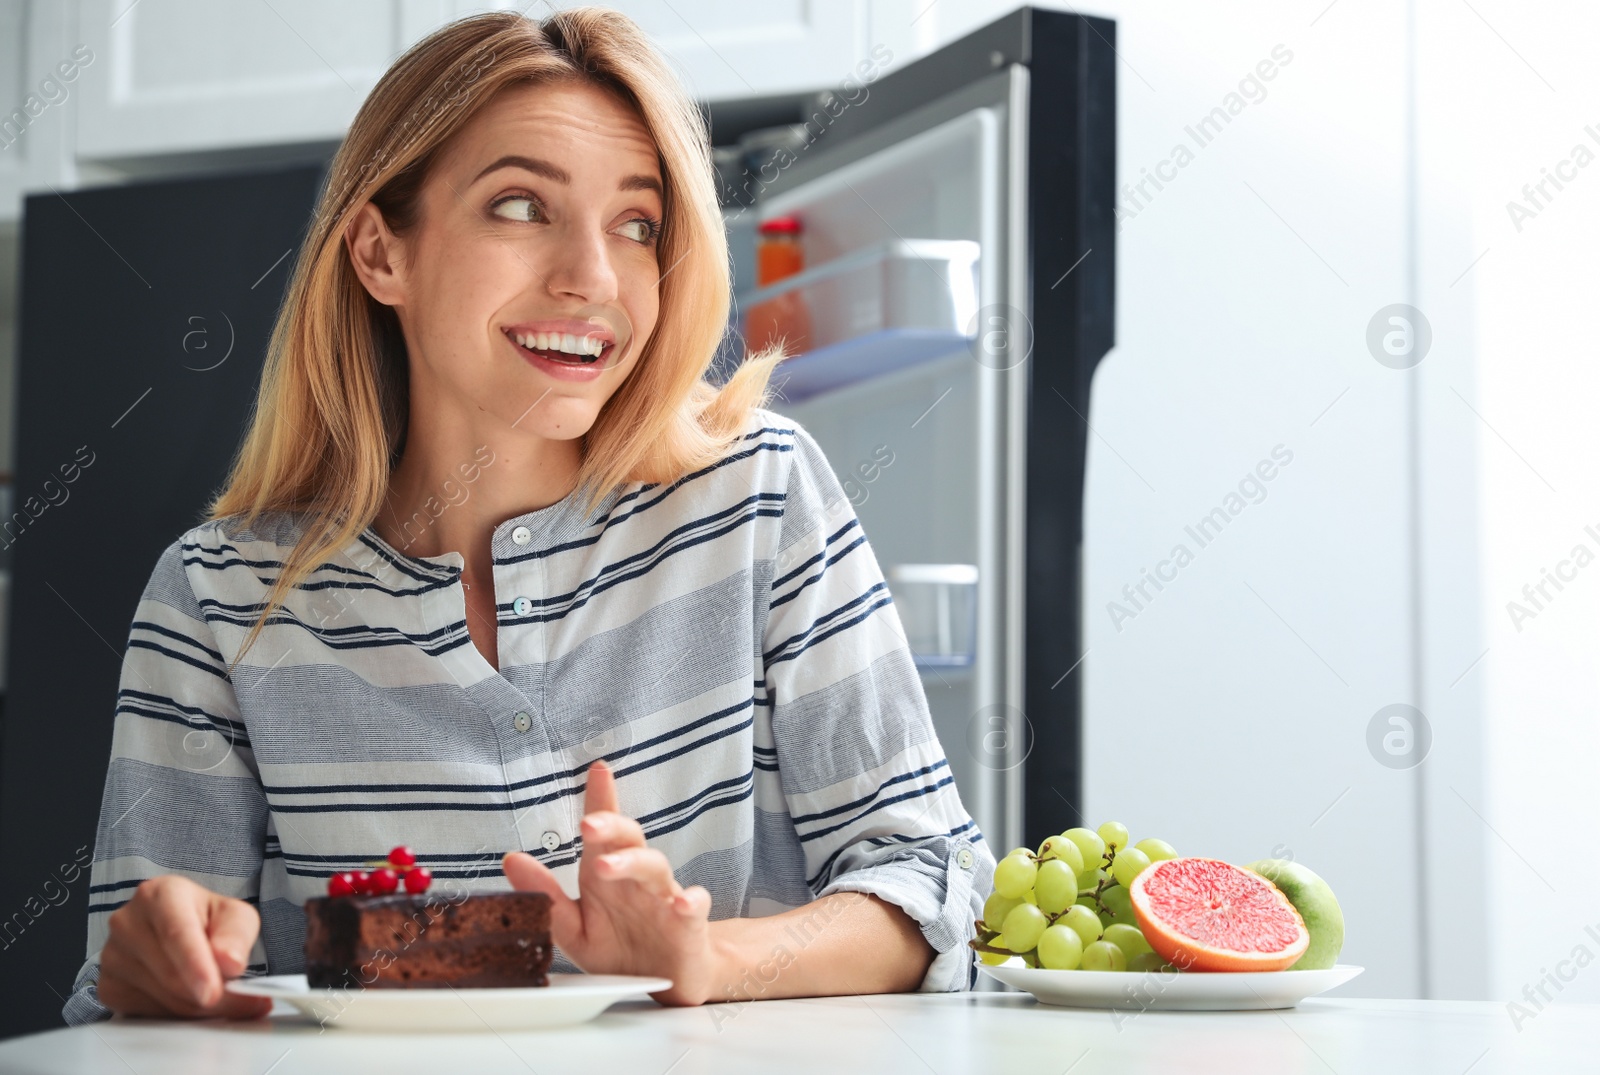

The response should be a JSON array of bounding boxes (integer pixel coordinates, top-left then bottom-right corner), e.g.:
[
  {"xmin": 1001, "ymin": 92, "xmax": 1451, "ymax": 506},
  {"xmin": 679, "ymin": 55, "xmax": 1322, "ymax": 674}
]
[{"xmin": 1129, "ymin": 857, "xmax": 1310, "ymax": 972}]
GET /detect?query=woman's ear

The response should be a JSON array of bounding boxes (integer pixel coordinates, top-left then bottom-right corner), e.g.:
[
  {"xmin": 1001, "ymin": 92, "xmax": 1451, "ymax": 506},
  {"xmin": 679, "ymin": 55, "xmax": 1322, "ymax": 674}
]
[{"xmin": 344, "ymin": 201, "xmax": 408, "ymax": 307}]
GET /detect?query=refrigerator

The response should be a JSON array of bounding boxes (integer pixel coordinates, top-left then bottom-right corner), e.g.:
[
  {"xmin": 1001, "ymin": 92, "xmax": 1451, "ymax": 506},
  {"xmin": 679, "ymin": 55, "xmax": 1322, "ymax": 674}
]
[
  {"xmin": 0, "ymin": 4, "xmax": 1113, "ymax": 1038},
  {"xmin": 721, "ymin": 5, "xmax": 1116, "ymax": 860}
]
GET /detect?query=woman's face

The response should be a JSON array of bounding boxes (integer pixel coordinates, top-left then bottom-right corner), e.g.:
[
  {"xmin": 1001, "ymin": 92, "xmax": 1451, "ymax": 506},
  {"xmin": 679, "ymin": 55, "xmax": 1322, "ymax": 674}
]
[{"xmin": 353, "ymin": 78, "xmax": 664, "ymax": 446}]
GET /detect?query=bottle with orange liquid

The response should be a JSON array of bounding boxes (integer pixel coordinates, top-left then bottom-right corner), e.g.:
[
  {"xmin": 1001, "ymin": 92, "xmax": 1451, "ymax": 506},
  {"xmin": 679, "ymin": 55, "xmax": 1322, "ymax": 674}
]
[{"xmin": 744, "ymin": 215, "xmax": 813, "ymax": 357}]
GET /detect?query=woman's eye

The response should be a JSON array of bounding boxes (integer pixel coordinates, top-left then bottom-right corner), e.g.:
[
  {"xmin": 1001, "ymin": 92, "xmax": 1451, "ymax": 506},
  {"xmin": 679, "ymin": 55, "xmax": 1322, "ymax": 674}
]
[
  {"xmin": 617, "ymin": 218, "xmax": 658, "ymax": 244},
  {"xmin": 490, "ymin": 195, "xmax": 658, "ymax": 245},
  {"xmin": 491, "ymin": 196, "xmax": 541, "ymax": 223}
]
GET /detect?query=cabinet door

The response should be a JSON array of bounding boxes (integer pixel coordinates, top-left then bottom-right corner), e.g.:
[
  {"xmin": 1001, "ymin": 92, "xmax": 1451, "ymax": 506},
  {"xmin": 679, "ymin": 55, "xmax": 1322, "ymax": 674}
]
[
  {"xmin": 0, "ymin": 2, "xmax": 29, "ymax": 211},
  {"xmin": 1, "ymin": 0, "xmax": 83, "ymax": 220},
  {"xmin": 605, "ymin": 0, "xmax": 865, "ymax": 101},
  {"xmin": 73, "ymin": 0, "xmax": 472, "ymax": 160},
  {"xmin": 72, "ymin": 0, "xmax": 870, "ymax": 162}
]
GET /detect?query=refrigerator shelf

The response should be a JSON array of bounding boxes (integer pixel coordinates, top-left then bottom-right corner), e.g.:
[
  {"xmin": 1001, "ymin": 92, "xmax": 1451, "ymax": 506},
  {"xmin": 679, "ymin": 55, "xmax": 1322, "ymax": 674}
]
[
  {"xmin": 768, "ymin": 327, "xmax": 976, "ymax": 403},
  {"xmin": 737, "ymin": 238, "xmax": 981, "ymax": 403},
  {"xmin": 913, "ymin": 654, "xmax": 976, "ymax": 671},
  {"xmin": 889, "ymin": 563, "xmax": 979, "ymax": 670}
]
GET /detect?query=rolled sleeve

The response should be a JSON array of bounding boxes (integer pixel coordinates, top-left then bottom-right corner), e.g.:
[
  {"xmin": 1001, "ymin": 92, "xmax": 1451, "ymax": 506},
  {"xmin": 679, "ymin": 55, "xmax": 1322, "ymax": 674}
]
[
  {"xmin": 61, "ymin": 962, "xmax": 110, "ymax": 1027},
  {"xmin": 763, "ymin": 423, "xmax": 994, "ymax": 992},
  {"xmin": 816, "ymin": 827, "xmax": 994, "ymax": 991}
]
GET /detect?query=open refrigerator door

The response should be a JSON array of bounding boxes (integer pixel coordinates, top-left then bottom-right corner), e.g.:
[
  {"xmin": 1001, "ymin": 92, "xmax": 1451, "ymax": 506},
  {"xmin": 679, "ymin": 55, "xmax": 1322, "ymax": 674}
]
[
  {"xmin": 740, "ymin": 101, "xmax": 1014, "ymax": 851},
  {"xmin": 713, "ymin": 6, "xmax": 1116, "ymax": 858}
]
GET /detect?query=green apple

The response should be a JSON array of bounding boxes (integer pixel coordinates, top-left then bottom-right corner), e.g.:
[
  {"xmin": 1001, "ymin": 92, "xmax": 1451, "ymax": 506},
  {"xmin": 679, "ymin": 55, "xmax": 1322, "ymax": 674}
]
[{"xmin": 1245, "ymin": 859, "xmax": 1344, "ymax": 970}]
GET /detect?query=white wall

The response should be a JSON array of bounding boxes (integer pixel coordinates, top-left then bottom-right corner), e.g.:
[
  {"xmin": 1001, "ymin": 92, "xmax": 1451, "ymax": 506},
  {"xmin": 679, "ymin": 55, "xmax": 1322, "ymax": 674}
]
[
  {"xmin": 1050, "ymin": 0, "xmax": 1598, "ymax": 1007},
  {"xmin": 1067, "ymin": 0, "xmax": 1444, "ymax": 1000},
  {"xmin": 1416, "ymin": 0, "xmax": 1600, "ymax": 1010}
]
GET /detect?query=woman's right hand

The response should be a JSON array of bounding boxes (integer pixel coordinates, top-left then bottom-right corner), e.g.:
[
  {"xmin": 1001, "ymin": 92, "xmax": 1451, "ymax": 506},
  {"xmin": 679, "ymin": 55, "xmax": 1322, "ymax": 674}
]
[{"xmin": 96, "ymin": 875, "xmax": 272, "ymax": 1019}]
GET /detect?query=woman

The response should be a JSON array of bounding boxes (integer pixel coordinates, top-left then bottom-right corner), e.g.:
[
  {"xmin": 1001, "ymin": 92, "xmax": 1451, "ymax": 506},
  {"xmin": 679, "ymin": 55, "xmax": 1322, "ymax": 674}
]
[{"xmin": 63, "ymin": 7, "xmax": 991, "ymax": 1024}]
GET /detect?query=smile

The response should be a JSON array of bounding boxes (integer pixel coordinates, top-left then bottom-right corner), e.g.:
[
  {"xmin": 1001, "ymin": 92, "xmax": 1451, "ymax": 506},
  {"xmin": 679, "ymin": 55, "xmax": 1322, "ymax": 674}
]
[{"xmin": 502, "ymin": 321, "xmax": 616, "ymax": 366}]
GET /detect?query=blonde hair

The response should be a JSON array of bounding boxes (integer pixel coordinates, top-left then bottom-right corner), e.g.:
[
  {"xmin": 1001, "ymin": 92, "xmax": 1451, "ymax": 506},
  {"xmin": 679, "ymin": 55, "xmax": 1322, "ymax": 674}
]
[{"xmin": 209, "ymin": 7, "xmax": 782, "ymax": 663}]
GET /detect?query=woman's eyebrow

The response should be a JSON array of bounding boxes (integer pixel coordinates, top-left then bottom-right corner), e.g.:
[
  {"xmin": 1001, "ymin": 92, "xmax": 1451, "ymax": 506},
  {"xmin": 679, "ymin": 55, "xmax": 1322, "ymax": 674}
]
[{"xmin": 471, "ymin": 154, "xmax": 662, "ymax": 196}]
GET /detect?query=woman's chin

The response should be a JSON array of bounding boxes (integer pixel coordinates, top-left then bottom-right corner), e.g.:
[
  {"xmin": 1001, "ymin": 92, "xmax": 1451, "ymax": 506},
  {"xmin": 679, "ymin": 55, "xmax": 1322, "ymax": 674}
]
[{"xmin": 502, "ymin": 397, "xmax": 602, "ymax": 442}]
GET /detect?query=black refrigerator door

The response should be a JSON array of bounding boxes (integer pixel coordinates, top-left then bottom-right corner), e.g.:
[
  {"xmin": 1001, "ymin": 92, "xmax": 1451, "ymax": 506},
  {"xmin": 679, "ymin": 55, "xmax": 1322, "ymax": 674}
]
[
  {"xmin": 0, "ymin": 163, "xmax": 326, "ymax": 1038},
  {"xmin": 1020, "ymin": 9, "xmax": 1116, "ymax": 847}
]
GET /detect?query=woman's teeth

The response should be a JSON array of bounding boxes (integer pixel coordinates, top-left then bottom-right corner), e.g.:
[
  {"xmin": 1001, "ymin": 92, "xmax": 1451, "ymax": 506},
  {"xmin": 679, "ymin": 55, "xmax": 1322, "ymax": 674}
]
[{"xmin": 512, "ymin": 330, "xmax": 607, "ymax": 363}]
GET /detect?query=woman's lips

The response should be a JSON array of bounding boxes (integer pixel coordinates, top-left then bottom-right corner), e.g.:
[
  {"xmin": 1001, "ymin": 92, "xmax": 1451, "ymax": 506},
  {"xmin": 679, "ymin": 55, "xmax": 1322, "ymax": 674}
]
[{"xmin": 504, "ymin": 328, "xmax": 615, "ymax": 381}]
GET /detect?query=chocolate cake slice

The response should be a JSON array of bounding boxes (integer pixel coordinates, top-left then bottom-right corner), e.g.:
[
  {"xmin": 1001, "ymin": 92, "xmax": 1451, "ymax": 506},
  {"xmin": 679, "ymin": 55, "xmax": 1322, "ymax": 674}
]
[{"xmin": 303, "ymin": 890, "xmax": 553, "ymax": 989}]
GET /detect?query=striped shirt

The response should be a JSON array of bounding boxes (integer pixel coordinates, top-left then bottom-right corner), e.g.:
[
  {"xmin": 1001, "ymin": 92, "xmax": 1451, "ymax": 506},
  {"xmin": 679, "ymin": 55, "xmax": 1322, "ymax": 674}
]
[{"xmin": 62, "ymin": 408, "xmax": 993, "ymax": 1024}]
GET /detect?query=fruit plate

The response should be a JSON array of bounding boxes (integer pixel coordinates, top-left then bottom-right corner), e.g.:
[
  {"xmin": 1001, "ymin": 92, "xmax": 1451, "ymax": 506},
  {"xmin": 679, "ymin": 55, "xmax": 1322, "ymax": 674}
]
[
  {"xmin": 226, "ymin": 973, "xmax": 673, "ymax": 1031},
  {"xmin": 979, "ymin": 961, "xmax": 1363, "ymax": 1011}
]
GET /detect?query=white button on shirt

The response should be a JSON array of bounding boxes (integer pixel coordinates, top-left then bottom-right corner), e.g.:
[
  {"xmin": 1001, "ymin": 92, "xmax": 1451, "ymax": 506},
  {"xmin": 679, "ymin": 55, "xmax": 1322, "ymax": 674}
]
[{"xmin": 61, "ymin": 408, "xmax": 993, "ymax": 1028}]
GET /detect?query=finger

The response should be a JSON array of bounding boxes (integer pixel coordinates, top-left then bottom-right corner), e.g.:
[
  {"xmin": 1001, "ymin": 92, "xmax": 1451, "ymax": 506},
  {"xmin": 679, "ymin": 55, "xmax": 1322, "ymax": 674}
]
[
  {"xmin": 594, "ymin": 847, "xmax": 681, "ymax": 900},
  {"xmin": 204, "ymin": 897, "xmax": 260, "ymax": 980},
  {"xmin": 583, "ymin": 759, "xmax": 620, "ymax": 817},
  {"xmin": 108, "ymin": 916, "xmax": 199, "ymax": 1016},
  {"xmin": 104, "ymin": 923, "xmax": 271, "ymax": 1019},
  {"xmin": 97, "ymin": 972, "xmax": 181, "ymax": 1019},
  {"xmin": 502, "ymin": 851, "xmax": 582, "ymax": 941},
  {"xmin": 145, "ymin": 880, "xmax": 224, "ymax": 1007},
  {"xmin": 98, "ymin": 939, "xmax": 178, "ymax": 1017},
  {"xmin": 580, "ymin": 810, "xmax": 645, "ymax": 857},
  {"xmin": 672, "ymin": 884, "xmax": 712, "ymax": 920},
  {"xmin": 127, "ymin": 887, "xmax": 222, "ymax": 1010}
]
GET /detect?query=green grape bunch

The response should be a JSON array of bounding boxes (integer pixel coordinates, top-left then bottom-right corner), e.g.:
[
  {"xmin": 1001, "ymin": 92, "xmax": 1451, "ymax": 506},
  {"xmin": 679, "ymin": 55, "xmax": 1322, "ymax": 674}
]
[{"xmin": 969, "ymin": 821, "xmax": 1181, "ymax": 972}]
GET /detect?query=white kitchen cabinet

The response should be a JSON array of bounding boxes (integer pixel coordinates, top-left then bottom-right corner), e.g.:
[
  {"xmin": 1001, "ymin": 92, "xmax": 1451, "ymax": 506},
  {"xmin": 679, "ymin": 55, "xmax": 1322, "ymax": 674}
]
[
  {"xmin": 67, "ymin": 0, "xmax": 876, "ymax": 166},
  {"xmin": 0, "ymin": 0, "xmax": 80, "ymax": 221},
  {"xmin": 73, "ymin": 0, "xmax": 455, "ymax": 161},
  {"xmin": 0, "ymin": 2, "xmax": 29, "ymax": 220},
  {"xmin": 593, "ymin": 1, "xmax": 868, "ymax": 101}
]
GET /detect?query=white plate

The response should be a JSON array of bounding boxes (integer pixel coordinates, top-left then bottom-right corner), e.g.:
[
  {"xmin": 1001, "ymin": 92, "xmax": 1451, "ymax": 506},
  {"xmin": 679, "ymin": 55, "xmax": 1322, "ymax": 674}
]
[
  {"xmin": 226, "ymin": 972, "xmax": 673, "ymax": 1031},
  {"xmin": 979, "ymin": 961, "xmax": 1364, "ymax": 1011}
]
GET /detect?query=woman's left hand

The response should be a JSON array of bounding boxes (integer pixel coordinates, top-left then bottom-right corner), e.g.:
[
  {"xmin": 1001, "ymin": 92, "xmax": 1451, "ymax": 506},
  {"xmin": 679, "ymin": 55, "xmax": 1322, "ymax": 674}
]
[{"xmin": 502, "ymin": 759, "xmax": 720, "ymax": 1006}]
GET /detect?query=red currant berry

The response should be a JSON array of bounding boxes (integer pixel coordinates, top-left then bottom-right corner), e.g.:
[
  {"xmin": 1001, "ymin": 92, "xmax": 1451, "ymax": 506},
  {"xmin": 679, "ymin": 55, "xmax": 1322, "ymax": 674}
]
[
  {"xmin": 352, "ymin": 871, "xmax": 373, "ymax": 895},
  {"xmin": 327, "ymin": 872, "xmax": 357, "ymax": 897},
  {"xmin": 403, "ymin": 866, "xmax": 433, "ymax": 894},
  {"xmin": 369, "ymin": 868, "xmax": 400, "ymax": 895},
  {"xmin": 387, "ymin": 845, "xmax": 417, "ymax": 868}
]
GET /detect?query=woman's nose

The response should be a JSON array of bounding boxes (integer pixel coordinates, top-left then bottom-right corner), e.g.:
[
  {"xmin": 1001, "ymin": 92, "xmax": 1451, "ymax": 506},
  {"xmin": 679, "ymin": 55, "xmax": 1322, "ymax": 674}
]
[{"xmin": 541, "ymin": 222, "xmax": 620, "ymax": 304}]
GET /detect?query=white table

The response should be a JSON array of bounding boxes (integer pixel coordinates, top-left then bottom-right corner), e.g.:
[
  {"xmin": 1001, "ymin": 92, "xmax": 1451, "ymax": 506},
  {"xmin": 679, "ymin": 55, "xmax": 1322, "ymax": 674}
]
[{"xmin": 0, "ymin": 991, "xmax": 1593, "ymax": 1074}]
